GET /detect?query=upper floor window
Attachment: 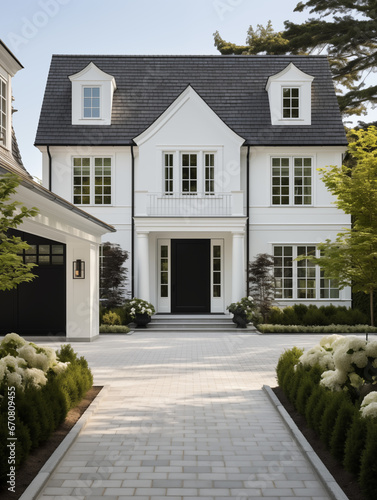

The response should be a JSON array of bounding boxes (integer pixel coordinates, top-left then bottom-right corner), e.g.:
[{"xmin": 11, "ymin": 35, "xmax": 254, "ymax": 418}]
[
  {"xmin": 164, "ymin": 153, "xmax": 173, "ymax": 194},
  {"xmin": 182, "ymin": 153, "xmax": 198, "ymax": 194},
  {"xmin": 205, "ymin": 153, "xmax": 215, "ymax": 194},
  {"xmin": 0, "ymin": 77, "xmax": 7, "ymax": 146},
  {"xmin": 282, "ymin": 87, "xmax": 299, "ymax": 119},
  {"xmin": 83, "ymin": 87, "xmax": 100, "ymax": 118},
  {"xmin": 73, "ymin": 157, "xmax": 112, "ymax": 205},
  {"xmin": 272, "ymin": 157, "xmax": 312, "ymax": 206}
]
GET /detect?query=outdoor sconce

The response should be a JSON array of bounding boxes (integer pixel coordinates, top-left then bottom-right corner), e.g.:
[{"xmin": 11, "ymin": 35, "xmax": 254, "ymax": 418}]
[{"xmin": 73, "ymin": 259, "xmax": 85, "ymax": 279}]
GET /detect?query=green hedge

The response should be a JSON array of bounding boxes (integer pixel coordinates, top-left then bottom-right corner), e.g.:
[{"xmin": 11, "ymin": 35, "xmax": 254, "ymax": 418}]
[
  {"xmin": 0, "ymin": 344, "xmax": 93, "ymax": 486},
  {"xmin": 276, "ymin": 347, "xmax": 377, "ymax": 499},
  {"xmin": 267, "ymin": 304, "xmax": 369, "ymax": 326},
  {"xmin": 258, "ymin": 324, "xmax": 377, "ymax": 334},
  {"xmin": 99, "ymin": 325, "xmax": 131, "ymax": 333}
]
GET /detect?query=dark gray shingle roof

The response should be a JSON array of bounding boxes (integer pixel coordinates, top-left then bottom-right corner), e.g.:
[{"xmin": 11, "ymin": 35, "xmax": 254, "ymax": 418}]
[{"xmin": 35, "ymin": 55, "xmax": 347, "ymax": 147}]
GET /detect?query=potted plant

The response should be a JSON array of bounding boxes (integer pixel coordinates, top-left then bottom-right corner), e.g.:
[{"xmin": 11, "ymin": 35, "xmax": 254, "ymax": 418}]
[
  {"xmin": 126, "ymin": 298, "xmax": 155, "ymax": 328},
  {"xmin": 227, "ymin": 296, "xmax": 255, "ymax": 328}
]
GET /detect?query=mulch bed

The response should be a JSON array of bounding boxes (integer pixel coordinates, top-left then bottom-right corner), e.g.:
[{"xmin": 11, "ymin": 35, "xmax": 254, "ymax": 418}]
[
  {"xmin": 0, "ymin": 386, "xmax": 102, "ymax": 500},
  {"xmin": 272, "ymin": 386, "xmax": 364, "ymax": 500}
]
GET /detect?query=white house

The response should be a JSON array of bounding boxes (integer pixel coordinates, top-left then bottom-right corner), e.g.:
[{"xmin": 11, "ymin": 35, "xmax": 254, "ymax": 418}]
[
  {"xmin": 35, "ymin": 54, "xmax": 351, "ymax": 314},
  {"xmin": 0, "ymin": 41, "xmax": 115, "ymax": 341}
]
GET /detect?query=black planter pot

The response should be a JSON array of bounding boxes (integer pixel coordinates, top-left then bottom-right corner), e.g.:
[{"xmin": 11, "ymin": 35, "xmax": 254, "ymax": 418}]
[
  {"xmin": 134, "ymin": 313, "xmax": 151, "ymax": 328},
  {"xmin": 232, "ymin": 312, "xmax": 248, "ymax": 328}
]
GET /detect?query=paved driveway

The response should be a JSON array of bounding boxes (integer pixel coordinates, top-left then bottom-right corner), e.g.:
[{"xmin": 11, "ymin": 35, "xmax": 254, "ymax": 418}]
[{"xmin": 36, "ymin": 331, "xmax": 332, "ymax": 499}]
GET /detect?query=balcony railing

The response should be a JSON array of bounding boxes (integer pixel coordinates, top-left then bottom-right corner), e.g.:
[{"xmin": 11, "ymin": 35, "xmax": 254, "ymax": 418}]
[{"xmin": 135, "ymin": 191, "xmax": 244, "ymax": 217}]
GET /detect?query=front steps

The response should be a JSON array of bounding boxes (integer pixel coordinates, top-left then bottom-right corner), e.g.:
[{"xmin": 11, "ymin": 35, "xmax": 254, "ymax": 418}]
[{"xmin": 134, "ymin": 314, "xmax": 257, "ymax": 332}]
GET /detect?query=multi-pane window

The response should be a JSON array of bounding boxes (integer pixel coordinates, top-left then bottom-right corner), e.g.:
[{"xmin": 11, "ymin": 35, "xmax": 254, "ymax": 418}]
[
  {"xmin": 160, "ymin": 245, "xmax": 169, "ymax": 297},
  {"xmin": 83, "ymin": 87, "xmax": 100, "ymax": 118},
  {"xmin": 274, "ymin": 245, "xmax": 340, "ymax": 300},
  {"xmin": 182, "ymin": 153, "xmax": 197, "ymax": 194},
  {"xmin": 274, "ymin": 246, "xmax": 293, "ymax": 299},
  {"xmin": 164, "ymin": 153, "xmax": 173, "ymax": 194},
  {"xmin": 282, "ymin": 87, "xmax": 299, "ymax": 118},
  {"xmin": 205, "ymin": 153, "xmax": 215, "ymax": 194},
  {"xmin": 272, "ymin": 157, "xmax": 312, "ymax": 205},
  {"xmin": 73, "ymin": 157, "xmax": 111, "ymax": 205},
  {"xmin": 297, "ymin": 246, "xmax": 316, "ymax": 299},
  {"xmin": 22, "ymin": 244, "xmax": 65, "ymax": 266},
  {"xmin": 272, "ymin": 158, "xmax": 290, "ymax": 205},
  {"xmin": 212, "ymin": 245, "xmax": 221, "ymax": 297},
  {"xmin": 0, "ymin": 78, "xmax": 6, "ymax": 146}
]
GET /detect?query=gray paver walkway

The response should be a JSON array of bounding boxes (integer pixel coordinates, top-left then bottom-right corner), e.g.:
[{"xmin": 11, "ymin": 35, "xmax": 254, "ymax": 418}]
[{"xmin": 35, "ymin": 331, "xmax": 333, "ymax": 500}]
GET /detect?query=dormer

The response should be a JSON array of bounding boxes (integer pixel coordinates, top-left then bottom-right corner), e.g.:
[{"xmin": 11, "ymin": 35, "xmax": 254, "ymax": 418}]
[
  {"xmin": 265, "ymin": 62, "xmax": 314, "ymax": 126},
  {"xmin": 69, "ymin": 62, "xmax": 116, "ymax": 126},
  {"xmin": 0, "ymin": 41, "xmax": 23, "ymax": 149}
]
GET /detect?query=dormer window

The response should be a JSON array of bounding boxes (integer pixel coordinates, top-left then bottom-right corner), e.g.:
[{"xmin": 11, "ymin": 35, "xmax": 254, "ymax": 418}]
[
  {"xmin": 69, "ymin": 62, "xmax": 116, "ymax": 126},
  {"xmin": 266, "ymin": 63, "xmax": 314, "ymax": 126},
  {"xmin": 282, "ymin": 87, "xmax": 299, "ymax": 119},
  {"xmin": 0, "ymin": 77, "xmax": 7, "ymax": 146},
  {"xmin": 83, "ymin": 87, "xmax": 100, "ymax": 118}
]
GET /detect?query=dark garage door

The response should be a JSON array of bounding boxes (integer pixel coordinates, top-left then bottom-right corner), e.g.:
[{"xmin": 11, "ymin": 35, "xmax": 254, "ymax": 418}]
[{"xmin": 0, "ymin": 230, "xmax": 66, "ymax": 336}]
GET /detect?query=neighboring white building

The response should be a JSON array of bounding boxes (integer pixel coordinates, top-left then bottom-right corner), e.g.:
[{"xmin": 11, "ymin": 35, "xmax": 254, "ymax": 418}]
[
  {"xmin": 35, "ymin": 54, "xmax": 351, "ymax": 314},
  {"xmin": 0, "ymin": 41, "xmax": 115, "ymax": 341}
]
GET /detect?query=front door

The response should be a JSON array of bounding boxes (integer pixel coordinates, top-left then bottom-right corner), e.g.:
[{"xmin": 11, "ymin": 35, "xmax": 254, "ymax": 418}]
[{"xmin": 171, "ymin": 239, "xmax": 210, "ymax": 313}]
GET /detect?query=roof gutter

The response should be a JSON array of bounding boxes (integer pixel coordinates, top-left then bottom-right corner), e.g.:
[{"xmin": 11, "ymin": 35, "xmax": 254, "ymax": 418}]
[{"xmin": 131, "ymin": 144, "xmax": 135, "ymax": 298}]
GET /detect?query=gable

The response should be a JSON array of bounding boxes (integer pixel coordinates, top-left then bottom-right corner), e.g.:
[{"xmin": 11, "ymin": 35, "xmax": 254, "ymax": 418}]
[{"xmin": 134, "ymin": 85, "xmax": 244, "ymax": 147}]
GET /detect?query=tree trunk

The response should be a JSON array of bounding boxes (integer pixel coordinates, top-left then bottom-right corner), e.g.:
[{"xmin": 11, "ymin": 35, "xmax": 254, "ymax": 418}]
[{"xmin": 370, "ymin": 288, "xmax": 374, "ymax": 328}]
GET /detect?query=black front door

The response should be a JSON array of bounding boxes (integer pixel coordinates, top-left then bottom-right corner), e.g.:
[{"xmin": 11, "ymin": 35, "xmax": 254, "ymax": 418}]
[{"xmin": 171, "ymin": 239, "xmax": 210, "ymax": 313}]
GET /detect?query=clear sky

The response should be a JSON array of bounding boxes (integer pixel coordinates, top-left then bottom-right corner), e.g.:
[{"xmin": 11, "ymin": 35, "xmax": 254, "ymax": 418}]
[{"xmin": 0, "ymin": 0, "xmax": 362, "ymax": 179}]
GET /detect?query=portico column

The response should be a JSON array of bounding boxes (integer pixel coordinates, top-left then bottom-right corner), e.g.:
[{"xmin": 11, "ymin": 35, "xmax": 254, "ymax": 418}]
[
  {"xmin": 232, "ymin": 231, "xmax": 246, "ymax": 302},
  {"xmin": 136, "ymin": 231, "xmax": 150, "ymax": 301}
]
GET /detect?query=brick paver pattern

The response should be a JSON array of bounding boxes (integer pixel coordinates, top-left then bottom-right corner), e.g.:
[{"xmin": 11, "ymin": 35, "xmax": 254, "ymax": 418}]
[{"xmin": 36, "ymin": 331, "xmax": 332, "ymax": 499}]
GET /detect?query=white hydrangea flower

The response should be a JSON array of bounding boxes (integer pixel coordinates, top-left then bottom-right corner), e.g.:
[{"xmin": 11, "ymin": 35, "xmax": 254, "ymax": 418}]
[
  {"xmin": 51, "ymin": 361, "xmax": 70, "ymax": 374},
  {"xmin": 360, "ymin": 402, "xmax": 377, "ymax": 419},
  {"xmin": 299, "ymin": 345, "xmax": 334, "ymax": 370},
  {"xmin": 6, "ymin": 371, "xmax": 23, "ymax": 389},
  {"xmin": 0, "ymin": 359, "xmax": 7, "ymax": 382},
  {"xmin": 2, "ymin": 355, "xmax": 18, "ymax": 372},
  {"xmin": 320, "ymin": 368, "xmax": 348, "ymax": 392},
  {"xmin": 361, "ymin": 391, "xmax": 377, "ymax": 408},
  {"xmin": 365, "ymin": 340, "xmax": 377, "ymax": 358},
  {"xmin": 351, "ymin": 350, "xmax": 369, "ymax": 369},
  {"xmin": 23, "ymin": 368, "xmax": 47, "ymax": 388},
  {"xmin": 319, "ymin": 334, "xmax": 343, "ymax": 349},
  {"xmin": 2, "ymin": 332, "xmax": 27, "ymax": 348},
  {"xmin": 18, "ymin": 344, "xmax": 56, "ymax": 372}
]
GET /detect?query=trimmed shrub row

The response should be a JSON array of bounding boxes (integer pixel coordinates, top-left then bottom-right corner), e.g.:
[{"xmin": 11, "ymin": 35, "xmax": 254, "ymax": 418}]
[
  {"xmin": 259, "ymin": 324, "xmax": 377, "ymax": 334},
  {"xmin": 268, "ymin": 304, "xmax": 368, "ymax": 326},
  {"xmin": 99, "ymin": 325, "xmax": 130, "ymax": 333},
  {"xmin": 276, "ymin": 347, "xmax": 377, "ymax": 499},
  {"xmin": 0, "ymin": 344, "xmax": 93, "ymax": 486}
]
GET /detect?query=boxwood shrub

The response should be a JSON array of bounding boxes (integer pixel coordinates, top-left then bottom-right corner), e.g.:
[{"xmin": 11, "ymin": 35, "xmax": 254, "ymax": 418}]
[
  {"xmin": 0, "ymin": 342, "xmax": 93, "ymax": 486},
  {"xmin": 276, "ymin": 344, "xmax": 377, "ymax": 500}
]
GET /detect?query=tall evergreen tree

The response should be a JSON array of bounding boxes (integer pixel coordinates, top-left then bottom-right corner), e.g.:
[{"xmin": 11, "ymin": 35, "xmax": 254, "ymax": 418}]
[{"xmin": 100, "ymin": 242, "xmax": 128, "ymax": 308}]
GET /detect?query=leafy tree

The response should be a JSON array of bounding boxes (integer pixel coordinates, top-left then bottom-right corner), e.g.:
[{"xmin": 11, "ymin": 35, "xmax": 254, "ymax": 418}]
[
  {"xmin": 248, "ymin": 253, "xmax": 275, "ymax": 322},
  {"xmin": 214, "ymin": 0, "xmax": 377, "ymax": 116},
  {"xmin": 100, "ymin": 242, "xmax": 128, "ymax": 308},
  {"xmin": 304, "ymin": 127, "xmax": 377, "ymax": 326},
  {"xmin": 0, "ymin": 173, "xmax": 38, "ymax": 291}
]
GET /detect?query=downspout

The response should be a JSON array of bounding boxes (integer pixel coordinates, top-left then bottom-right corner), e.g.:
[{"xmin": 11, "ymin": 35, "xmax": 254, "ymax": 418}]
[
  {"xmin": 131, "ymin": 144, "xmax": 135, "ymax": 298},
  {"xmin": 47, "ymin": 145, "xmax": 52, "ymax": 191},
  {"xmin": 246, "ymin": 145, "xmax": 250, "ymax": 296}
]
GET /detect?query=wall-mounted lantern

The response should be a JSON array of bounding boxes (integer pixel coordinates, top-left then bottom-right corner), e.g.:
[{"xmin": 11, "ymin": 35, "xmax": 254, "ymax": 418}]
[{"xmin": 73, "ymin": 259, "xmax": 85, "ymax": 279}]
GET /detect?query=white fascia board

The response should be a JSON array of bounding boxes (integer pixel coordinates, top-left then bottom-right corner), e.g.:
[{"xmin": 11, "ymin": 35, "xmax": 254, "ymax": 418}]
[
  {"xmin": 134, "ymin": 85, "xmax": 245, "ymax": 147},
  {"xmin": 68, "ymin": 61, "xmax": 116, "ymax": 88},
  {"xmin": 134, "ymin": 216, "xmax": 247, "ymax": 232},
  {"xmin": 265, "ymin": 62, "xmax": 314, "ymax": 91}
]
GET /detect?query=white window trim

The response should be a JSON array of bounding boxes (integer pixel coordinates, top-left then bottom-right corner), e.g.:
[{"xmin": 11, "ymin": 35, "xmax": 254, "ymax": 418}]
[
  {"xmin": 72, "ymin": 156, "xmax": 113, "ymax": 207},
  {"xmin": 273, "ymin": 244, "xmax": 341, "ymax": 301},
  {"xmin": 270, "ymin": 155, "xmax": 314, "ymax": 207}
]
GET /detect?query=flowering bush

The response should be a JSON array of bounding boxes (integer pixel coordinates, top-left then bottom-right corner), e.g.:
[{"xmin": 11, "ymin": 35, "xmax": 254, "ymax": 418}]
[
  {"xmin": 125, "ymin": 298, "xmax": 155, "ymax": 319},
  {"xmin": 0, "ymin": 333, "xmax": 69, "ymax": 390},
  {"xmin": 227, "ymin": 296, "xmax": 255, "ymax": 321},
  {"xmin": 297, "ymin": 334, "xmax": 377, "ymax": 417}
]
